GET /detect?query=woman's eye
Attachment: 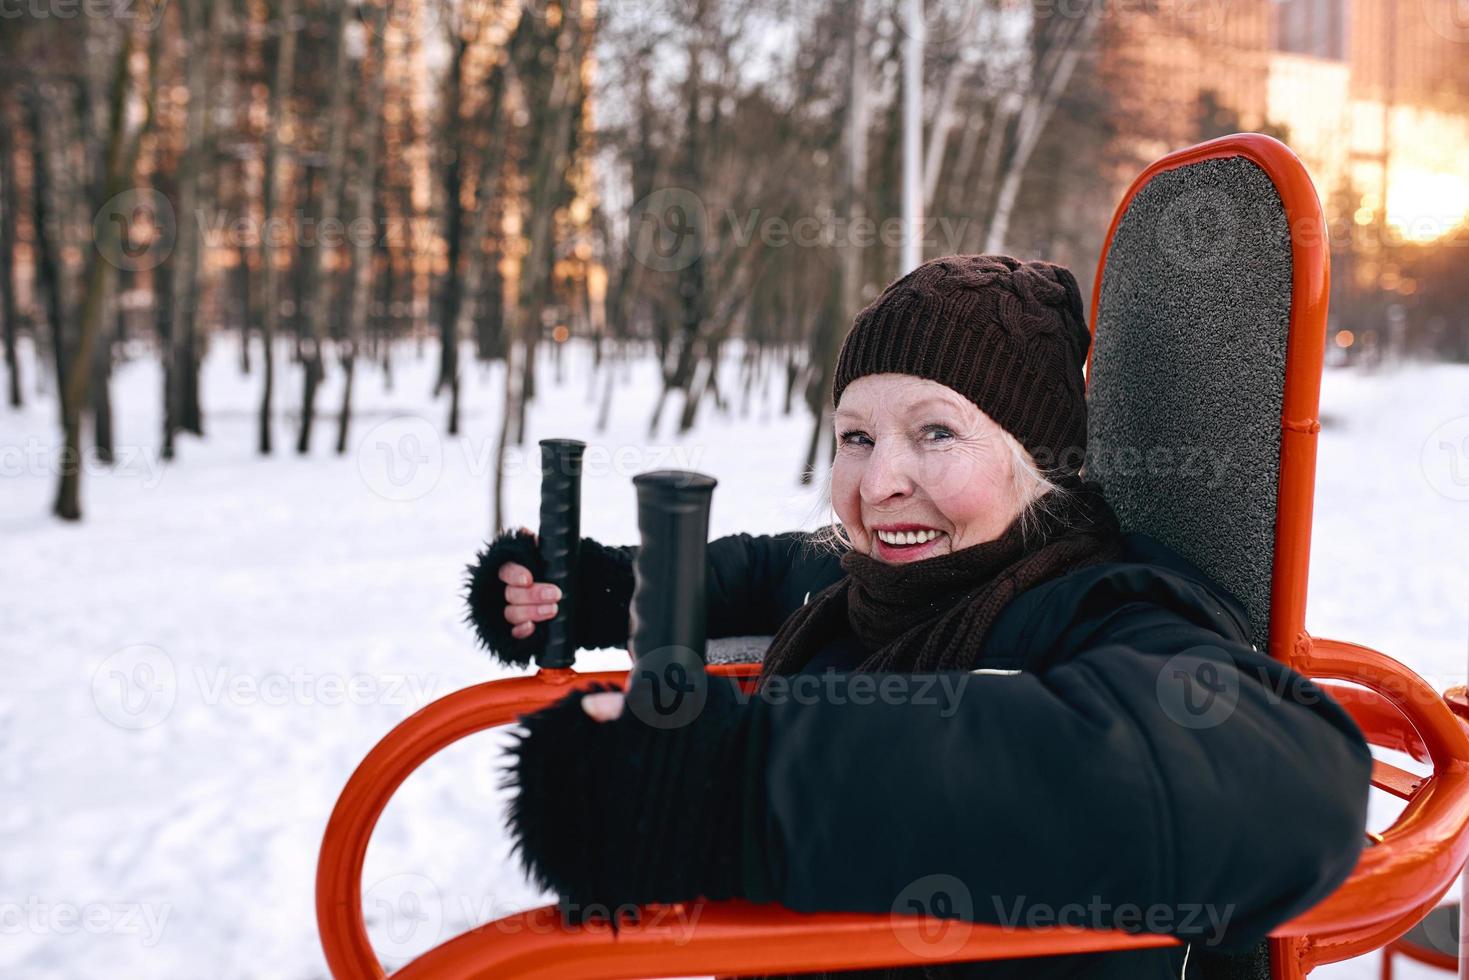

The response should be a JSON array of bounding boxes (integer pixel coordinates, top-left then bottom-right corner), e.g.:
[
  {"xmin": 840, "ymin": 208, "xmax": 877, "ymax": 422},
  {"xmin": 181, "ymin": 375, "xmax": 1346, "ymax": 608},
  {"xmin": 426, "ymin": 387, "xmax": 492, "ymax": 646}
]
[
  {"xmin": 921, "ymin": 424, "xmax": 954, "ymax": 442},
  {"xmin": 839, "ymin": 430, "xmax": 871, "ymax": 447}
]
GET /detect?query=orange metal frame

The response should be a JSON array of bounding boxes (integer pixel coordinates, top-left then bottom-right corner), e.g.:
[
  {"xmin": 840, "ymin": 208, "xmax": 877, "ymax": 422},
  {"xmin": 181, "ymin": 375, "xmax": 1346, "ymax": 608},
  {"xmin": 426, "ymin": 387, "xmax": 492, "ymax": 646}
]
[{"xmin": 317, "ymin": 134, "xmax": 1469, "ymax": 979}]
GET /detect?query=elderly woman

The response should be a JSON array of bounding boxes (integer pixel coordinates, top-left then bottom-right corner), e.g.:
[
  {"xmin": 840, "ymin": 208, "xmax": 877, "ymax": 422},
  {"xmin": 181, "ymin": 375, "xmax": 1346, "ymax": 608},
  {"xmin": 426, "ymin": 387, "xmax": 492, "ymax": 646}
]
[{"xmin": 465, "ymin": 255, "xmax": 1372, "ymax": 980}]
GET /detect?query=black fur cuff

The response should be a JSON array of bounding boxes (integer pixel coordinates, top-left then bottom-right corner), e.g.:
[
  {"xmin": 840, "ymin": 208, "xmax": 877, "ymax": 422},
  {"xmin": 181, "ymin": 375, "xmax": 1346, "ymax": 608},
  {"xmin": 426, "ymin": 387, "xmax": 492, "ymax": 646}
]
[
  {"xmin": 501, "ymin": 673, "xmax": 755, "ymax": 925},
  {"xmin": 463, "ymin": 531, "xmax": 637, "ymax": 667},
  {"xmin": 464, "ymin": 528, "xmax": 545, "ymax": 667}
]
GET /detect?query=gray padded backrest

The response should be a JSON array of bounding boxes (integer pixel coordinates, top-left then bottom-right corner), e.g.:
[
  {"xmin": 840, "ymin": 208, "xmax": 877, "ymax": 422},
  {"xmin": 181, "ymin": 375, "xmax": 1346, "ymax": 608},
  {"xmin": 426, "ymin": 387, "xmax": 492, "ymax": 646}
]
[
  {"xmin": 706, "ymin": 635, "xmax": 771, "ymax": 664},
  {"xmin": 1085, "ymin": 155, "xmax": 1291, "ymax": 652}
]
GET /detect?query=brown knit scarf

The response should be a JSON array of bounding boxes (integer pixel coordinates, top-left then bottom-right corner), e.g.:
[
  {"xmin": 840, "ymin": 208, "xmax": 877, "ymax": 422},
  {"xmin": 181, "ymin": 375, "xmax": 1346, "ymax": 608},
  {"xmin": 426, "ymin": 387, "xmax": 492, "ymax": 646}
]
[
  {"xmin": 749, "ymin": 476, "xmax": 1125, "ymax": 980},
  {"xmin": 758, "ymin": 475, "xmax": 1125, "ymax": 689}
]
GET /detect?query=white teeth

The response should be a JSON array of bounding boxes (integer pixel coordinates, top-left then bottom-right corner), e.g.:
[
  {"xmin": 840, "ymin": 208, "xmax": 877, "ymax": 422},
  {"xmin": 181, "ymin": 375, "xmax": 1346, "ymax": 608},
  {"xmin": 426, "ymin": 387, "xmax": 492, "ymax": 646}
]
[{"xmin": 876, "ymin": 528, "xmax": 942, "ymax": 546}]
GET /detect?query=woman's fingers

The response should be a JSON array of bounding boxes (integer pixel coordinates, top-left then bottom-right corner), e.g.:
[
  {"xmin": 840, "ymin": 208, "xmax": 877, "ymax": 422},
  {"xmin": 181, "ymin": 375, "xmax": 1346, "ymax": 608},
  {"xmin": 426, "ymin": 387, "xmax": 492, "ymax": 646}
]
[
  {"xmin": 503, "ymin": 583, "xmax": 562, "ymax": 606},
  {"xmin": 498, "ymin": 561, "xmax": 534, "ymax": 588},
  {"xmin": 504, "ymin": 601, "xmax": 559, "ymax": 626},
  {"xmin": 499, "ymin": 547, "xmax": 560, "ymax": 637},
  {"xmin": 581, "ymin": 691, "xmax": 626, "ymax": 722}
]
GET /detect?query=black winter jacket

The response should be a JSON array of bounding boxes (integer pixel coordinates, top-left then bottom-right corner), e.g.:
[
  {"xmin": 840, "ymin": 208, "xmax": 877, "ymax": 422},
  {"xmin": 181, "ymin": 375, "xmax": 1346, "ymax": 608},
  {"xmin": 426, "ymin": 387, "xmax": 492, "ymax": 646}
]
[{"xmin": 481, "ymin": 529, "xmax": 1373, "ymax": 980}]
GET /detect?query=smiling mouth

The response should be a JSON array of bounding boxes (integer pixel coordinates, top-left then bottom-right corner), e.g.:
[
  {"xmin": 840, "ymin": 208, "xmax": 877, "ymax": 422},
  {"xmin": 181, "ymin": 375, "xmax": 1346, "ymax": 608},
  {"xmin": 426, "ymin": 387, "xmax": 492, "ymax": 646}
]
[
  {"xmin": 872, "ymin": 529, "xmax": 947, "ymax": 561},
  {"xmin": 875, "ymin": 525, "xmax": 946, "ymax": 549}
]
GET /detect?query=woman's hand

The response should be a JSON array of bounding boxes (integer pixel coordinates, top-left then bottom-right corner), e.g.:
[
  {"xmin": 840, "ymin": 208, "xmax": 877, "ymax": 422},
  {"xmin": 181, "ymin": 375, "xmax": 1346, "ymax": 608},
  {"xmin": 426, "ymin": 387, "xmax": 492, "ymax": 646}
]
[
  {"xmin": 580, "ymin": 690, "xmax": 626, "ymax": 722},
  {"xmin": 497, "ymin": 527, "xmax": 564, "ymax": 640},
  {"xmin": 502, "ymin": 674, "xmax": 754, "ymax": 917}
]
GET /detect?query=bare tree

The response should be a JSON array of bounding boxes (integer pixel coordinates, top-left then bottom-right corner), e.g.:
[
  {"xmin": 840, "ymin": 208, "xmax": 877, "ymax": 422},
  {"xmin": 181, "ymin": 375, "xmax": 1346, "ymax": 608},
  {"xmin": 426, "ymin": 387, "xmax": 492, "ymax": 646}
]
[
  {"xmin": 982, "ymin": 2, "xmax": 1102, "ymax": 252},
  {"xmin": 257, "ymin": 0, "xmax": 299, "ymax": 455},
  {"xmin": 54, "ymin": 25, "xmax": 141, "ymax": 519},
  {"xmin": 336, "ymin": 2, "xmax": 389, "ymax": 455},
  {"xmin": 297, "ymin": 0, "xmax": 354, "ymax": 454},
  {"xmin": 492, "ymin": 0, "xmax": 591, "ymax": 530},
  {"xmin": 163, "ymin": 0, "xmax": 210, "ymax": 460},
  {"xmin": 801, "ymin": 0, "xmax": 872, "ymax": 484},
  {"xmin": 0, "ymin": 98, "xmax": 20, "ymax": 409}
]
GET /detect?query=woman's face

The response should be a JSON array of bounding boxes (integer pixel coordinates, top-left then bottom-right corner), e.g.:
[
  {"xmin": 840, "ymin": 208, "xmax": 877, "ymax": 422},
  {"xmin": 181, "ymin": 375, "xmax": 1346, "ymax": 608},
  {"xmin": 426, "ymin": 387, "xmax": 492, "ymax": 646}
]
[{"xmin": 831, "ymin": 374, "xmax": 1029, "ymax": 563}]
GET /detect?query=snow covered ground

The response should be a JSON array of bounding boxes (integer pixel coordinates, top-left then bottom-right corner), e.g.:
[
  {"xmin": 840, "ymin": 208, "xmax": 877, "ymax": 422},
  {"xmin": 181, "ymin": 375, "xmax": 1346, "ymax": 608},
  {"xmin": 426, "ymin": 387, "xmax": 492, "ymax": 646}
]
[{"xmin": 1, "ymin": 336, "xmax": 1466, "ymax": 979}]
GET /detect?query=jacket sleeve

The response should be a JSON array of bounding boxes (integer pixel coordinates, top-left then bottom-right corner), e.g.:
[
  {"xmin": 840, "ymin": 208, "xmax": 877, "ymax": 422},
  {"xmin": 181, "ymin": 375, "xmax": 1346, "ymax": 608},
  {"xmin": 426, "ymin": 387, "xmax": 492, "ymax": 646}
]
[
  {"xmin": 704, "ymin": 531, "xmax": 845, "ymax": 637},
  {"xmin": 747, "ymin": 604, "xmax": 1374, "ymax": 952}
]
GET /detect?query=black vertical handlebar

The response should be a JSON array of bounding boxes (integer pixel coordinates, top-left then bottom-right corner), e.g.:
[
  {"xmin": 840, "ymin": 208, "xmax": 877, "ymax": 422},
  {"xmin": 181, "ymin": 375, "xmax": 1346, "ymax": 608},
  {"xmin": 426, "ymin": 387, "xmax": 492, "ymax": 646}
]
[
  {"xmin": 628, "ymin": 470, "xmax": 718, "ymax": 664},
  {"xmin": 536, "ymin": 438, "xmax": 586, "ymax": 670}
]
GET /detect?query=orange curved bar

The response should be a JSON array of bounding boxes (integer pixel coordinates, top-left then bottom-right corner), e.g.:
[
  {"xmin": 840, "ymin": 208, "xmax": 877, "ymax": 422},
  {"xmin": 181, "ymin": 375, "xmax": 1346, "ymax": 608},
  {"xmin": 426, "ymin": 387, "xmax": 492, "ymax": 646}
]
[
  {"xmin": 1301, "ymin": 879, "xmax": 1455, "ymax": 970},
  {"xmin": 391, "ymin": 900, "xmax": 1179, "ymax": 980},
  {"xmin": 1317, "ymin": 682, "xmax": 1430, "ymax": 765},
  {"xmin": 1086, "ymin": 133, "xmax": 1330, "ymax": 673},
  {"xmin": 316, "ymin": 669, "xmax": 634, "ymax": 980},
  {"xmin": 1274, "ymin": 637, "xmax": 1469, "ymax": 945}
]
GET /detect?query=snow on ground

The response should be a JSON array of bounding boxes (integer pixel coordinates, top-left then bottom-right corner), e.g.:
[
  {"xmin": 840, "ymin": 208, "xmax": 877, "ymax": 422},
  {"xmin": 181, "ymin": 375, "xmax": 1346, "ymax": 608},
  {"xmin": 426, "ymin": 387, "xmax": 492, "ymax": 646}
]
[{"xmin": 0, "ymin": 337, "xmax": 1465, "ymax": 979}]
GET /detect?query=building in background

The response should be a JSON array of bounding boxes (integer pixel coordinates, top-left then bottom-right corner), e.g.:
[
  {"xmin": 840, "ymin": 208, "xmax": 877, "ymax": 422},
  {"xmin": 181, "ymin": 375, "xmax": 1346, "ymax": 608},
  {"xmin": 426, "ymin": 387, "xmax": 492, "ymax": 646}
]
[{"xmin": 1100, "ymin": 0, "xmax": 1469, "ymax": 357}]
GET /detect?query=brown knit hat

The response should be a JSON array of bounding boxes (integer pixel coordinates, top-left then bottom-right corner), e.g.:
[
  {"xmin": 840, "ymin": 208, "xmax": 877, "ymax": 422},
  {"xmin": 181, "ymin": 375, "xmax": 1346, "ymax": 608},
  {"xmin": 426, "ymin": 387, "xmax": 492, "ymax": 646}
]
[{"xmin": 832, "ymin": 253, "xmax": 1092, "ymax": 476}]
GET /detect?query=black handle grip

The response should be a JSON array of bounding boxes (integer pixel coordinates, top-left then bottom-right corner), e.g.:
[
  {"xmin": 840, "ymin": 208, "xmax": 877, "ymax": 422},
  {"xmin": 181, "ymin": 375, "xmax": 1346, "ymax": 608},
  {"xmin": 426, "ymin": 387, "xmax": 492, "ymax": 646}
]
[
  {"xmin": 537, "ymin": 438, "xmax": 586, "ymax": 669},
  {"xmin": 628, "ymin": 470, "xmax": 718, "ymax": 665}
]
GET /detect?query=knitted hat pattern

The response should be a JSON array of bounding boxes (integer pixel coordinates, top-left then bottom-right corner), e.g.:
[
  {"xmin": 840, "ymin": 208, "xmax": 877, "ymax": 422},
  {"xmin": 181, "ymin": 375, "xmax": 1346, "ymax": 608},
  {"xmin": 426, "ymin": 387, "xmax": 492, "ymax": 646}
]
[{"xmin": 832, "ymin": 253, "xmax": 1093, "ymax": 476}]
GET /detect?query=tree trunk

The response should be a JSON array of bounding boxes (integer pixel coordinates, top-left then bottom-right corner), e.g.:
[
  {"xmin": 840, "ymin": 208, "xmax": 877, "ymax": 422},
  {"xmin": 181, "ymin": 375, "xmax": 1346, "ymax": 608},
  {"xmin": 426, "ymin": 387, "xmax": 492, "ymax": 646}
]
[
  {"xmin": 298, "ymin": 0, "xmax": 352, "ymax": 454},
  {"xmin": 27, "ymin": 90, "xmax": 69, "ymax": 433},
  {"xmin": 505, "ymin": 2, "xmax": 584, "ymax": 444},
  {"xmin": 55, "ymin": 28, "xmax": 137, "ymax": 520},
  {"xmin": 804, "ymin": 0, "xmax": 869, "ymax": 484},
  {"xmin": 257, "ymin": 0, "xmax": 299, "ymax": 455},
  {"xmin": 169, "ymin": 0, "xmax": 209, "ymax": 450},
  {"xmin": 336, "ymin": 2, "xmax": 388, "ymax": 455},
  {"xmin": 434, "ymin": 34, "xmax": 469, "ymax": 402},
  {"xmin": 0, "ymin": 107, "xmax": 20, "ymax": 409},
  {"xmin": 490, "ymin": 338, "xmax": 519, "ymax": 534},
  {"xmin": 91, "ymin": 313, "xmax": 114, "ymax": 463},
  {"xmin": 983, "ymin": 9, "xmax": 1099, "ymax": 253},
  {"xmin": 455, "ymin": 25, "xmax": 520, "ymax": 374}
]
